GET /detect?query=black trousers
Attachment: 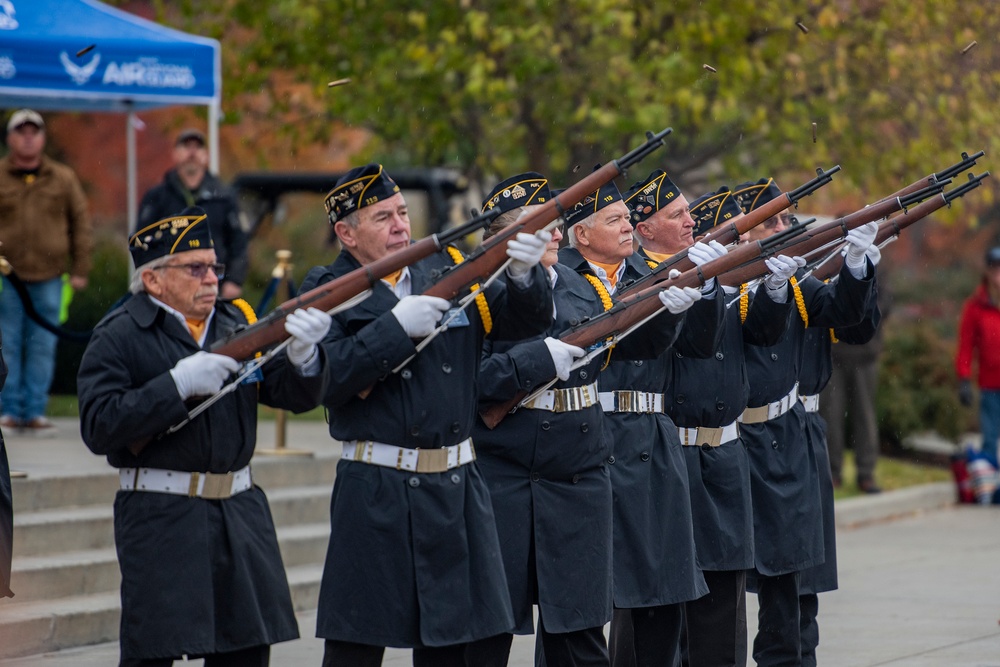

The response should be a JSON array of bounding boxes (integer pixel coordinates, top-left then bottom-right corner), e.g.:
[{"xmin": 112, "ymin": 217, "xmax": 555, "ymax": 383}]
[
  {"xmin": 324, "ymin": 637, "xmax": 509, "ymax": 667},
  {"xmin": 533, "ymin": 615, "xmax": 610, "ymax": 667},
  {"xmin": 752, "ymin": 571, "xmax": 801, "ymax": 667},
  {"xmin": 120, "ymin": 644, "xmax": 270, "ymax": 667},
  {"xmin": 684, "ymin": 569, "xmax": 747, "ymax": 667},
  {"xmin": 609, "ymin": 604, "xmax": 683, "ymax": 667},
  {"xmin": 799, "ymin": 593, "xmax": 820, "ymax": 667}
]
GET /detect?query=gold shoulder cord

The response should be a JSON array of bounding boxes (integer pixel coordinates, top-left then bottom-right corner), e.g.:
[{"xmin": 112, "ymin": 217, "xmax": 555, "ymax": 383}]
[
  {"xmin": 445, "ymin": 246, "xmax": 492, "ymax": 335},
  {"xmin": 583, "ymin": 273, "xmax": 615, "ymax": 369},
  {"xmin": 739, "ymin": 284, "xmax": 749, "ymax": 324},
  {"xmin": 230, "ymin": 298, "xmax": 261, "ymax": 387},
  {"xmin": 645, "ymin": 259, "xmax": 658, "ymax": 270},
  {"xmin": 822, "ymin": 278, "xmax": 839, "ymax": 343},
  {"xmin": 790, "ymin": 277, "xmax": 809, "ymax": 327}
]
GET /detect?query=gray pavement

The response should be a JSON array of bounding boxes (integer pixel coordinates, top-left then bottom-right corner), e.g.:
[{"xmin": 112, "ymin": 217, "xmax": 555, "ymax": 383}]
[{"xmin": 3, "ymin": 418, "xmax": 999, "ymax": 665}]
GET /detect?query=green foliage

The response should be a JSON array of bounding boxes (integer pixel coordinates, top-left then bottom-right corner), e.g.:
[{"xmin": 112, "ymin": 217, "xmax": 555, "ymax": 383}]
[
  {"xmin": 52, "ymin": 236, "xmax": 130, "ymax": 395},
  {"xmin": 155, "ymin": 0, "xmax": 1000, "ymax": 204},
  {"xmin": 876, "ymin": 317, "xmax": 972, "ymax": 445}
]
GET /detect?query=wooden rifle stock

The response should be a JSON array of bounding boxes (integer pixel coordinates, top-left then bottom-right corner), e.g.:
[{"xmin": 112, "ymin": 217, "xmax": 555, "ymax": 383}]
[
  {"xmin": 478, "ymin": 232, "xmax": 797, "ymax": 428},
  {"xmin": 616, "ymin": 165, "xmax": 840, "ymax": 298},
  {"xmin": 209, "ymin": 212, "xmax": 497, "ymax": 361},
  {"xmin": 423, "ymin": 128, "xmax": 672, "ymax": 301}
]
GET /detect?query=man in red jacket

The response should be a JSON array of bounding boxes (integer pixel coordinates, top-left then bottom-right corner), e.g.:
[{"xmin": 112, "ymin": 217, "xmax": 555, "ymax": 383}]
[{"xmin": 956, "ymin": 246, "xmax": 1000, "ymax": 464}]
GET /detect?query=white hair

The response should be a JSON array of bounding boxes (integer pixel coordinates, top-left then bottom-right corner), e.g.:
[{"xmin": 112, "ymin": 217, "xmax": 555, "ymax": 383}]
[
  {"xmin": 566, "ymin": 215, "xmax": 595, "ymax": 249},
  {"xmin": 129, "ymin": 255, "xmax": 172, "ymax": 294}
]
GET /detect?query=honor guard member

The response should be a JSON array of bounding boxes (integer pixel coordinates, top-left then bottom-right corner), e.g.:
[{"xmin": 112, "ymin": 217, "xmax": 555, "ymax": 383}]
[
  {"xmin": 302, "ymin": 164, "xmax": 554, "ymax": 667},
  {"xmin": 652, "ymin": 183, "xmax": 795, "ymax": 667},
  {"xmin": 0, "ymin": 332, "xmax": 10, "ymax": 599},
  {"xmin": 78, "ymin": 208, "xmax": 332, "ymax": 666},
  {"xmin": 734, "ymin": 178, "xmax": 878, "ymax": 667},
  {"xmin": 797, "ymin": 246, "xmax": 882, "ymax": 667},
  {"xmin": 470, "ymin": 174, "xmax": 703, "ymax": 666},
  {"xmin": 558, "ymin": 175, "xmax": 708, "ymax": 667}
]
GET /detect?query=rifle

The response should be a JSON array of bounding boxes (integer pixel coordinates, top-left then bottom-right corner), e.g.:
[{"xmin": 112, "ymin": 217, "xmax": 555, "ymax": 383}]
[
  {"xmin": 717, "ymin": 180, "xmax": 949, "ymax": 288},
  {"xmin": 615, "ymin": 166, "xmax": 840, "ymax": 298},
  {"xmin": 420, "ymin": 129, "xmax": 673, "ymax": 302},
  {"xmin": 811, "ymin": 171, "xmax": 990, "ymax": 281},
  {"xmin": 208, "ymin": 208, "xmax": 501, "ymax": 361},
  {"xmin": 872, "ymin": 150, "xmax": 984, "ymax": 205},
  {"xmin": 478, "ymin": 224, "xmax": 808, "ymax": 428}
]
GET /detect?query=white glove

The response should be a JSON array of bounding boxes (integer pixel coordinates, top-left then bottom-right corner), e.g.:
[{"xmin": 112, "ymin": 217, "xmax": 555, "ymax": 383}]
[
  {"xmin": 170, "ymin": 351, "xmax": 241, "ymax": 400},
  {"xmin": 844, "ymin": 222, "xmax": 878, "ymax": 268},
  {"xmin": 506, "ymin": 230, "xmax": 552, "ymax": 278},
  {"xmin": 764, "ymin": 255, "xmax": 806, "ymax": 290},
  {"xmin": 687, "ymin": 240, "xmax": 728, "ymax": 293},
  {"xmin": 391, "ymin": 295, "xmax": 451, "ymax": 338},
  {"xmin": 865, "ymin": 243, "xmax": 881, "ymax": 267},
  {"xmin": 285, "ymin": 307, "xmax": 332, "ymax": 367},
  {"xmin": 658, "ymin": 285, "xmax": 703, "ymax": 314},
  {"xmin": 543, "ymin": 337, "xmax": 585, "ymax": 382}
]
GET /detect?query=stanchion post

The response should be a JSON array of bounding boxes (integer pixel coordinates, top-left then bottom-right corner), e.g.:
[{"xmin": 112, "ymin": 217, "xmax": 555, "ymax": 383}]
[{"xmin": 256, "ymin": 249, "xmax": 313, "ymax": 457}]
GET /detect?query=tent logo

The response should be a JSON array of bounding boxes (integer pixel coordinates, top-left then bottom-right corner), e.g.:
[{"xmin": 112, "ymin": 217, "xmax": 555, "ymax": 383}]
[
  {"xmin": 103, "ymin": 58, "xmax": 196, "ymax": 89},
  {"xmin": 60, "ymin": 52, "xmax": 101, "ymax": 85},
  {"xmin": 0, "ymin": 56, "xmax": 13, "ymax": 80},
  {"xmin": 0, "ymin": 0, "xmax": 17, "ymax": 30}
]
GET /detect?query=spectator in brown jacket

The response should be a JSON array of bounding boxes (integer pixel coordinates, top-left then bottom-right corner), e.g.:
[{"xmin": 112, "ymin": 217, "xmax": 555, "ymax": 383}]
[{"xmin": 0, "ymin": 109, "xmax": 92, "ymax": 435}]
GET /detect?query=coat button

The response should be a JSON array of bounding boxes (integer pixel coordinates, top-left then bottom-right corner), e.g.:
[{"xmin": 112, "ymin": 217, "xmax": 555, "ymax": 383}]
[
  {"xmin": 572, "ymin": 474, "xmax": 580, "ymax": 484},
  {"xmin": 634, "ymin": 360, "xmax": 643, "ymax": 367},
  {"xmin": 408, "ymin": 477, "xmax": 420, "ymax": 488},
  {"xmin": 451, "ymin": 422, "xmax": 461, "ymax": 433},
  {"xmin": 716, "ymin": 401, "xmax": 725, "ymax": 411},
  {"xmin": 771, "ymin": 440, "xmax": 779, "ymax": 450},
  {"xmin": 675, "ymin": 351, "xmax": 683, "ymax": 359},
  {"xmin": 715, "ymin": 352, "xmax": 724, "ymax": 361},
  {"xmin": 569, "ymin": 318, "xmax": 580, "ymax": 326},
  {"xmin": 701, "ymin": 443, "xmax": 712, "ymax": 451},
  {"xmin": 451, "ymin": 474, "xmax": 461, "ymax": 484},
  {"xmin": 380, "ymin": 359, "xmax": 389, "ymax": 370},
  {"xmin": 640, "ymin": 452, "xmax": 650, "ymax": 462},
  {"xmin": 770, "ymin": 353, "xmax": 778, "ymax": 361},
  {"xmin": 676, "ymin": 394, "xmax": 686, "ymax": 404},
  {"xmin": 442, "ymin": 363, "xmax": 452, "ymax": 374},
  {"xmin": 410, "ymin": 426, "xmax": 420, "ymax": 436},
  {"xmin": 401, "ymin": 369, "xmax": 413, "ymax": 379},
  {"xmin": 531, "ymin": 472, "xmax": 540, "ymax": 482},
  {"xmin": 607, "ymin": 456, "xmax": 616, "ymax": 465},
  {"xmin": 541, "ymin": 421, "xmax": 551, "ymax": 431},
  {"xmin": 580, "ymin": 423, "xmax": 589, "ymax": 433},
  {"xmin": 579, "ymin": 370, "xmax": 589, "ymax": 380}
]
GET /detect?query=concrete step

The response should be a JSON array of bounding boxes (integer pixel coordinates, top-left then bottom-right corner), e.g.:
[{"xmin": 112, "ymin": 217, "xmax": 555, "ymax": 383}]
[
  {"xmin": 0, "ymin": 564, "xmax": 325, "ymax": 660},
  {"xmin": 266, "ymin": 484, "xmax": 332, "ymax": 526},
  {"xmin": 12, "ymin": 506, "xmax": 114, "ymax": 558},
  {"xmin": 9, "ymin": 549, "xmax": 119, "ymax": 601},
  {"xmin": 276, "ymin": 523, "xmax": 331, "ymax": 568}
]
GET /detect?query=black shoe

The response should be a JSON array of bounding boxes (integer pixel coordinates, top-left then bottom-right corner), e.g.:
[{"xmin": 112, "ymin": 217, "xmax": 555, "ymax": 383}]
[{"xmin": 858, "ymin": 479, "xmax": 882, "ymax": 494}]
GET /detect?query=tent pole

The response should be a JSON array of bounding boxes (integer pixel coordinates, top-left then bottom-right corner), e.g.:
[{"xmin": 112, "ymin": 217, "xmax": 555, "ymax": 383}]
[
  {"xmin": 209, "ymin": 101, "xmax": 220, "ymax": 174},
  {"xmin": 127, "ymin": 111, "xmax": 137, "ymax": 280}
]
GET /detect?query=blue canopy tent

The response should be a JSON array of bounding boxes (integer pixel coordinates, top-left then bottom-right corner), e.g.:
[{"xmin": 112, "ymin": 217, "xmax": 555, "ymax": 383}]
[{"xmin": 0, "ymin": 0, "xmax": 221, "ymax": 231}]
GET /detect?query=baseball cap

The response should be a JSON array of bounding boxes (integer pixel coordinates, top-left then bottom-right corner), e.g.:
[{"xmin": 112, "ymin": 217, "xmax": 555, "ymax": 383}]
[
  {"xmin": 175, "ymin": 128, "xmax": 206, "ymax": 146},
  {"xmin": 7, "ymin": 109, "xmax": 44, "ymax": 132}
]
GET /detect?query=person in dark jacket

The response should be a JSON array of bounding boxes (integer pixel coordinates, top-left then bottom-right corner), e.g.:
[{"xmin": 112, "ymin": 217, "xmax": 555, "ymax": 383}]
[
  {"xmin": 0, "ymin": 332, "xmax": 11, "ymax": 598},
  {"xmin": 735, "ymin": 179, "xmax": 879, "ymax": 667},
  {"xmin": 304, "ymin": 164, "xmax": 554, "ymax": 667},
  {"xmin": 650, "ymin": 181, "xmax": 794, "ymax": 667},
  {"xmin": 556, "ymin": 170, "xmax": 714, "ymax": 667},
  {"xmin": 137, "ymin": 129, "xmax": 248, "ymax": 298},
  {"xmin": 78, "ymin": 208, "xmax": 331, "ymax": 666},
  {"xmin": 469, "ymin": 174, "xmax": 703, "ymax": 667}
]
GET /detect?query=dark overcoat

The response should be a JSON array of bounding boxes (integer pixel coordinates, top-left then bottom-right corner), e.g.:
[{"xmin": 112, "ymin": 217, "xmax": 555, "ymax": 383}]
[
  {"xmin": 77, "ymin": 294, "xmax": 325, "ymax": 660},
  {"xmin": 669, "ymin": 284, "xmax": 791, "ymax": 571},
  {"xmin": 303, "ymin": 248, "xmax": 552, "ymax": 648},
  {"xmin": 473, "ymin": 263, "xmax": 682, "ymax": 634},
  {"xmin": 0, "ymin": 331, "xmax": 10, "ymax": 598},
  {"xmin": 797, "ymin": 289, "xmax": 881, "ymax": 594},
  {"xmin": 560, "ymin": 247, "xmax": 708, "ymax": 608},
  {"xmin": 742, "ymin": 262, "xmax": 874, "ymax": 576}
]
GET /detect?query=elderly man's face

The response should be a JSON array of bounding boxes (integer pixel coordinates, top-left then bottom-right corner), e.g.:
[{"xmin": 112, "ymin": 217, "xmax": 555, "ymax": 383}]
[
  {"xmin": 335, "ymin": 193, "xmax": 411, "ymax": 265},
  {"xmin": 637, "ymin": 195, "xmax": 696, "ymax": 253},
  {"xmin": 742, "ymin": 211, "xmax": 794, "ymax": 243},
  {"xmin": 142, "ymin": 249, "xmax": 221, "ymax": 320},
  {"xmin": 573, "ymin": 201, "xmax": 634, "ymax": 265}
]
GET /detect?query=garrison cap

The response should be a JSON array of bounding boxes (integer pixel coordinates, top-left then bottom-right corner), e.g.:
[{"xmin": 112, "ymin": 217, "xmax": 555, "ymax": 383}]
[
  {"xmin": 689, "ymin": 187, "xmax": 743, "ymax": 236},
  {"xmin": 129, "ymin": 207, "xmax": 214, "ymax": 268},
  {"xmin": 554, "ymin": 177, "xmax": 624, "ymax": 229},
  {"xmin": 733, "ymin": 177, "xmax": 782, "ymax": 215},
  {"xmin": 622, "ymin": 170, "xmax": 683, "ymax": 227},
  {"xmin": 324, "ymin": 163, "xmax": 401, "ymax": 225},
  {"xmin": 481, "ymin": 172, "xmax": 550, "ymax": 214}
]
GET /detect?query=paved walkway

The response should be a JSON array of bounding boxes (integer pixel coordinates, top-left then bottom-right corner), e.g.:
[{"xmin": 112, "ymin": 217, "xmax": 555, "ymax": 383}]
[{"xmin": 2, "ymin": 418, "xmax": 999, "ymax": 665}]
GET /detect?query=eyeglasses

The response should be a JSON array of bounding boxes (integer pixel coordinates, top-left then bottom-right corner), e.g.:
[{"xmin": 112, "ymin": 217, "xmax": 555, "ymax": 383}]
[{"xmin": 154, "ymin": 262, "xmax": 225, "ymax": 279}]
